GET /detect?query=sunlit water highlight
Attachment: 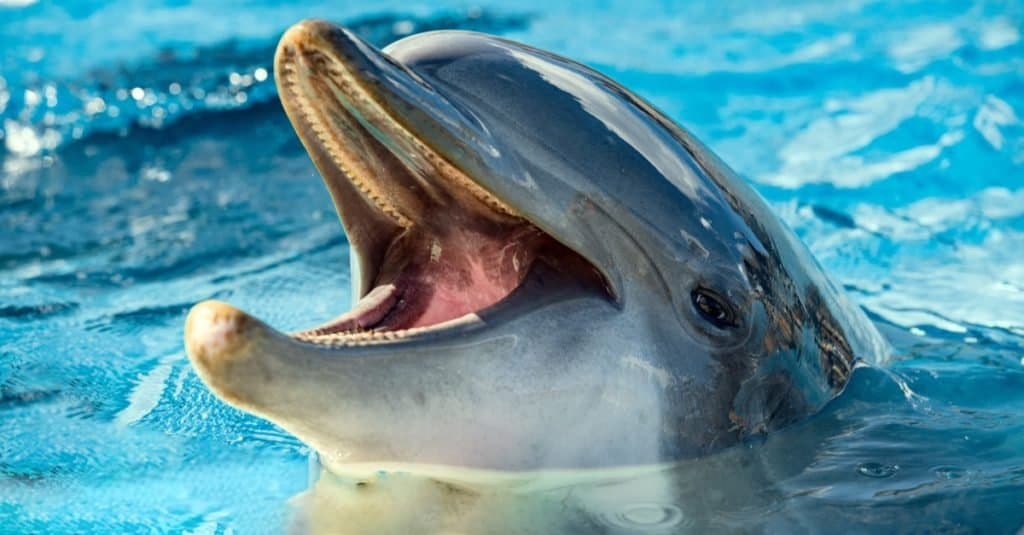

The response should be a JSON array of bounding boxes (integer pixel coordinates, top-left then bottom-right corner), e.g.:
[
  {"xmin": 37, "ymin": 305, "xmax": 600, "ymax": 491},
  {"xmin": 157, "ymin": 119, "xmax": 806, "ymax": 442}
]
[{"xmin": 1, "ymin": 0, "xmax": 1023, "ymax": 532}]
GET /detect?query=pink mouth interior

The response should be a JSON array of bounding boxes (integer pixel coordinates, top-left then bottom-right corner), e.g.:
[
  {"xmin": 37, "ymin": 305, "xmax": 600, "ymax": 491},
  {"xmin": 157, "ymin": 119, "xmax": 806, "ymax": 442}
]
[{"xmin": 307, "ymin": 222, "xmax": 573, "ymax": 335}]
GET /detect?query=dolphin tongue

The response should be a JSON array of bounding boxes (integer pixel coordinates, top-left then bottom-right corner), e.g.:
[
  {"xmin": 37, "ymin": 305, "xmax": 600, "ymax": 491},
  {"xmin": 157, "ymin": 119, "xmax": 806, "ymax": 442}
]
[{"xmin": 301, "ymin": 284, "xmax": 399, "ymax": 336}]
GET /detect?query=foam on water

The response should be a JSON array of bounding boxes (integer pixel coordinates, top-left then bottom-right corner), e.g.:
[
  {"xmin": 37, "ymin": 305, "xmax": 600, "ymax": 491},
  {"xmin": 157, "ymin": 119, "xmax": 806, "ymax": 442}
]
[{"xmin": 1, "ymin": 0, "xmax": 1023, "ymax": 532}]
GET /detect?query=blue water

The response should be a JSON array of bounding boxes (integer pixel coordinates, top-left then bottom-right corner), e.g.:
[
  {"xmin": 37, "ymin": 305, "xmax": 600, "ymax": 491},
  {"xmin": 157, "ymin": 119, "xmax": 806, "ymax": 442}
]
[{"xmin": 1, "ymin": 0, "xmax": 1023, "ymax": 532}]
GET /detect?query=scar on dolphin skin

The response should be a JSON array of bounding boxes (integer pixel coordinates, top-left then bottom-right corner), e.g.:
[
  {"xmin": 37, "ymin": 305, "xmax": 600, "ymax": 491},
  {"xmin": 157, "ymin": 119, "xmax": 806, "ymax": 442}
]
[{"xmin": 184, "ymin": 20, "xmax": 890, "ymax": 478}]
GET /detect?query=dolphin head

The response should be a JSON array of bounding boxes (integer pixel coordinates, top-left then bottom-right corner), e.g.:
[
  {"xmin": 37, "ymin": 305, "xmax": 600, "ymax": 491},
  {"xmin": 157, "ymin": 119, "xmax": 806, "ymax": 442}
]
[{"xmin": 185, "ymin": 20, "xmax": 888, "ymax": 471}]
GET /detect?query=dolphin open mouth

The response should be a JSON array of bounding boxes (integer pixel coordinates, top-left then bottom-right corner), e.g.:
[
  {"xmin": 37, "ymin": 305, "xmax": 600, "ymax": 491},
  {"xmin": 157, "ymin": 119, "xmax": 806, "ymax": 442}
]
[{"xmin": 272, "ymin": 21, "xmax": 607, "ymax": 346}]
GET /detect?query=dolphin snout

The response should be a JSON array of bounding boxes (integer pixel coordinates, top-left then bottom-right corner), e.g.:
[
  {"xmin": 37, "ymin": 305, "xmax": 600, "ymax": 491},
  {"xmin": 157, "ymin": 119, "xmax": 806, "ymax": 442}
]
[
  {"xmin": 185, "ymin": 300, "xmax": 267, "ymax": 406},
  {"xmin": 186, "ymin": 301, "xmax": 251, "ymax": 362}
]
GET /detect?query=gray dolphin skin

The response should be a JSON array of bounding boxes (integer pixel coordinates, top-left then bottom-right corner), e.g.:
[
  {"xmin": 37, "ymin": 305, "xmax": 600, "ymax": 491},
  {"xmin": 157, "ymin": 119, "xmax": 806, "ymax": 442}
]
[{"xmin": 184, "ymin": 19, "xmax": 889, "ymax": 474}]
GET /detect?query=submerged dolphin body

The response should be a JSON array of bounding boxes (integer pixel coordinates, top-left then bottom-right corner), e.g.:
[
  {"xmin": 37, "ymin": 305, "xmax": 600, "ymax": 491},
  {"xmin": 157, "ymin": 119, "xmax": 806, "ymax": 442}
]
[{"xmin": 185, "ymin": 21, "xmax": 888, "ymax": 474}]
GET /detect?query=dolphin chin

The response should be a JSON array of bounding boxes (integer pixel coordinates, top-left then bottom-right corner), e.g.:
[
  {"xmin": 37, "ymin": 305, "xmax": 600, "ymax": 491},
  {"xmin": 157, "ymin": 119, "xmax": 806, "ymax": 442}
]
[{"xmin": 185, "ymin": 19, "xmax": 890, "ymax": 472}]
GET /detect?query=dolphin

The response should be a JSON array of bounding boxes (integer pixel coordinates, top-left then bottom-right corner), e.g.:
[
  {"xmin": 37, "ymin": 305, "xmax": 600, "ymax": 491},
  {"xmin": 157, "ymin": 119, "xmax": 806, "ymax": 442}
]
[{"xmin": 184, "ymin": 20, "xmax": 889, "ymax": 476}]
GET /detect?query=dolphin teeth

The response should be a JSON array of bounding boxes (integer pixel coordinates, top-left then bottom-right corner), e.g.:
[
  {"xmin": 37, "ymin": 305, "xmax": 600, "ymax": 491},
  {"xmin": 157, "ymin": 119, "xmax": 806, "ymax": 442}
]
[
  {"xmin": 291, "ymin": 313, "xmax": 483, "ymax": 348},
  {"xmin": 276, "ymin": 63, "xmax": 412, "ymax": 228}
]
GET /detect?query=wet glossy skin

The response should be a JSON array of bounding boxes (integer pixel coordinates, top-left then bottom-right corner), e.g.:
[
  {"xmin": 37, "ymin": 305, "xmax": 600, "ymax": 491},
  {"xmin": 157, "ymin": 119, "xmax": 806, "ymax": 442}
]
[{"xmin": 184, "ymin": 21, "xmax": 890, "ymax": 472}]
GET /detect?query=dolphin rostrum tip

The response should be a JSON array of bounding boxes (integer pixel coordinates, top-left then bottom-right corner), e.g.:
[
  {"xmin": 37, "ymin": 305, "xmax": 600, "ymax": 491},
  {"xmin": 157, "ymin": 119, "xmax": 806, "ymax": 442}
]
[{"xmin": 185, "ymin": 300, "xmax": 263, "ymax": 406}]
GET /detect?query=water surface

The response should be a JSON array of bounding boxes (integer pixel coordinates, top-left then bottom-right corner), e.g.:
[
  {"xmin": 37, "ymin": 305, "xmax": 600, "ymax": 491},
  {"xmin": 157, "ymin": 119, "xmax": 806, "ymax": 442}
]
[{"xmin": 1, "ymin": 0, "xmax": 1023, "ymax": 532}]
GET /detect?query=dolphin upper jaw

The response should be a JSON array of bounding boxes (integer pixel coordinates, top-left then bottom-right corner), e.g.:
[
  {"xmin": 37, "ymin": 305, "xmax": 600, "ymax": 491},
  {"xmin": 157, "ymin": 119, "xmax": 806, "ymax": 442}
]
[{"xmin": 274, "ymin": 21, "xmax": 521, "ymax": 225}]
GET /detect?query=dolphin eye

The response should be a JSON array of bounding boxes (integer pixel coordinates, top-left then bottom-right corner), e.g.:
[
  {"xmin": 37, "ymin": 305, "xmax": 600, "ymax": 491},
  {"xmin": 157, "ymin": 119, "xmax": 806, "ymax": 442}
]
[{"xmin": 691, "ymin": 288, "xmax": 737, "ymax": 329}]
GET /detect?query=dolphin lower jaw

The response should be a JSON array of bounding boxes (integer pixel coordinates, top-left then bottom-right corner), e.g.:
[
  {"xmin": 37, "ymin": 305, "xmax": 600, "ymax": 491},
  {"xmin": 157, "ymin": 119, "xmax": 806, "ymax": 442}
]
[
  {"xmin": 183, "ymin": 299, "xmax": 488, "ymax": 464},
  {"xmin": 184, "ymin": 273, "xmax": 640, "ymax": 469}
]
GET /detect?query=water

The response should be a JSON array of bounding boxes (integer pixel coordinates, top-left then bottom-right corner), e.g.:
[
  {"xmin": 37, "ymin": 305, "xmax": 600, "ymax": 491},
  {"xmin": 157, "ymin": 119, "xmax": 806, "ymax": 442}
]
[{"xmin": 1, "ymin": 0, "xmax": 1022, "ymax": 532}]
